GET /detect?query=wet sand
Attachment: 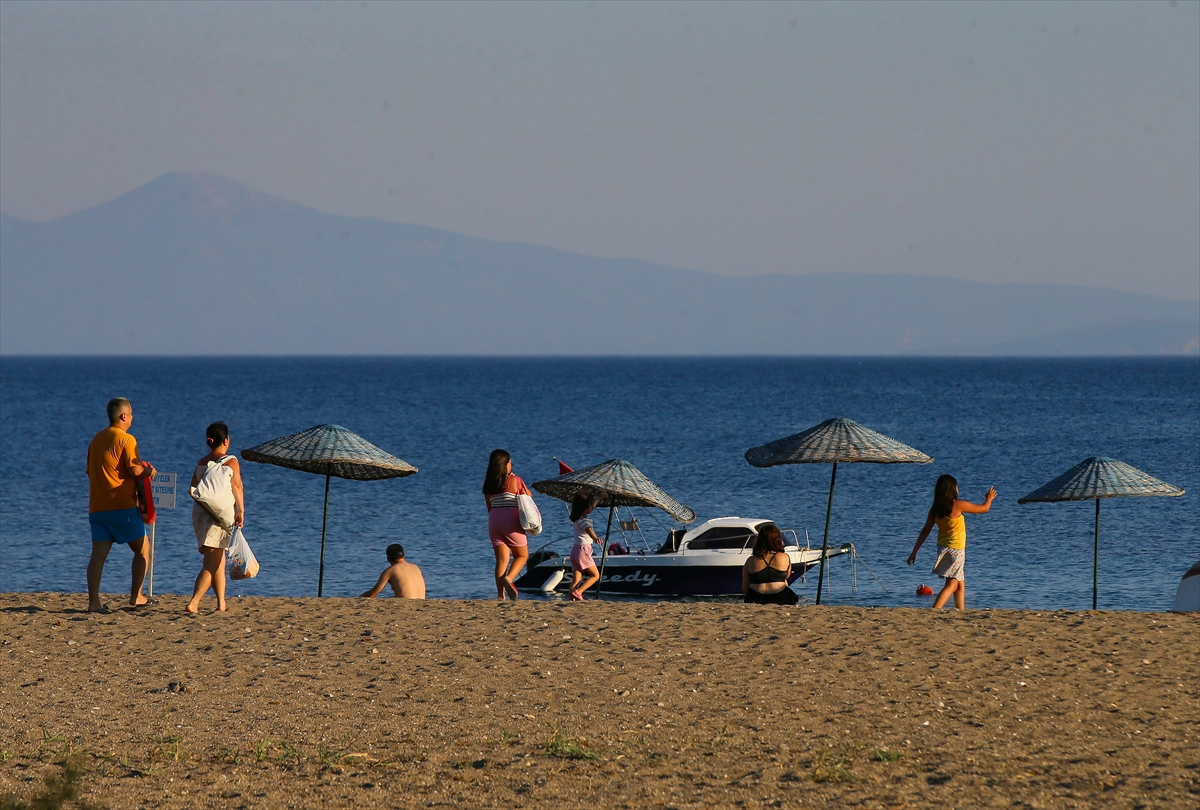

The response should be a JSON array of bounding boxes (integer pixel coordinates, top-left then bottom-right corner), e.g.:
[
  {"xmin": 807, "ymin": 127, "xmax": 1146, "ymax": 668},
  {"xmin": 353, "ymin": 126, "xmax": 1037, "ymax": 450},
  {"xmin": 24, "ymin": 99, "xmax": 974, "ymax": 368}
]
[{"xmin": 1, "ymin": 592, "xmax": 1196, "ymax": 809}]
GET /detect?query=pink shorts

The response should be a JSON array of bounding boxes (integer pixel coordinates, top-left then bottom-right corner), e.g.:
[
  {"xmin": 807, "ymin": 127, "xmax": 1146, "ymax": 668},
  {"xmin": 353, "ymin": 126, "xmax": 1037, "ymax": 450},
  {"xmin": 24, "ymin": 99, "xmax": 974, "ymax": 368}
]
[
  {"xmin": 489, "ymin": 507, "xmax": 527, "ymax": 549},
  {"xmin": 570, "ymin": 543, "xmax": 596, "ymax": 571}
]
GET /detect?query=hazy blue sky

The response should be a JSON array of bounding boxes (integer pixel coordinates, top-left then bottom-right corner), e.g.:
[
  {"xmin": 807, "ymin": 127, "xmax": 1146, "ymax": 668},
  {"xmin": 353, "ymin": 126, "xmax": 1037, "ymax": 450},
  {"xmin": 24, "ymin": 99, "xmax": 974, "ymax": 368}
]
[{"xmin": 2, "ymin": 0, "xmax": 1197, "ymax": 300}]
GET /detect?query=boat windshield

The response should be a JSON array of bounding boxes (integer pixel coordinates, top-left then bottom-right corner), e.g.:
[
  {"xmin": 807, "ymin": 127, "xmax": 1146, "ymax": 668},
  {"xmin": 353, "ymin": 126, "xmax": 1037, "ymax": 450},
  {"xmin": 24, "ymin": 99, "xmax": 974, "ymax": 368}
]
[
  {"xmin": 685, "ymin": 526, "xmax": 757, "ymax": 550},
  {"xmin": 656, "ymin": 529, "xmax": 687, "ymax": 554}
]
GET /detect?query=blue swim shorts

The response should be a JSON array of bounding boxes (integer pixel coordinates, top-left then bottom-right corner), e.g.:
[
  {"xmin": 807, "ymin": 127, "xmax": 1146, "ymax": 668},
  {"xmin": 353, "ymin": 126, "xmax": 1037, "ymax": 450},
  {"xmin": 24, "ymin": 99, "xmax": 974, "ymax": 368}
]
[{"xmin": 89, "ymin": 508, "xmax": 146, "ymax": 545}]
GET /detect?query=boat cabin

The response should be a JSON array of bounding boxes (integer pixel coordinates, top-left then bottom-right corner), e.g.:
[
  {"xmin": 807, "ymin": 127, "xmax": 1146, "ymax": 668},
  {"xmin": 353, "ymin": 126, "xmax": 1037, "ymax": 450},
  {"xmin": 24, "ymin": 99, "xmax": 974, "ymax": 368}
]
[{"xmin": 658, "ymin": 517, "xmax": 792, "ymax": 554}]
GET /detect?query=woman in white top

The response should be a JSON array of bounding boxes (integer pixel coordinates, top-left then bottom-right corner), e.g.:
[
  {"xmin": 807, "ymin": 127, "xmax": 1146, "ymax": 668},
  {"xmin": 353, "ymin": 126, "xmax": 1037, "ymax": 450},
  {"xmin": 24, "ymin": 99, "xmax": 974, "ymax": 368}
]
[
  {"xmin": 185, "ymin": 421, "xmax": 244, "ymax": 614},
  {"xmin": 568, "ymin": 490, "xmax": 605, "ymax": 601}
]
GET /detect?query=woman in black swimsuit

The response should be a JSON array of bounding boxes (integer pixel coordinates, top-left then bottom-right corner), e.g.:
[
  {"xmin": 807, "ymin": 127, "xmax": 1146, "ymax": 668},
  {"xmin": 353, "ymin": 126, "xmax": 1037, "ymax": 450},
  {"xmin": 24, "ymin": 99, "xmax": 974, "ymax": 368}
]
[{"xmin": 742, "ymin": 524, "xmax": 800, "ymax": 605}]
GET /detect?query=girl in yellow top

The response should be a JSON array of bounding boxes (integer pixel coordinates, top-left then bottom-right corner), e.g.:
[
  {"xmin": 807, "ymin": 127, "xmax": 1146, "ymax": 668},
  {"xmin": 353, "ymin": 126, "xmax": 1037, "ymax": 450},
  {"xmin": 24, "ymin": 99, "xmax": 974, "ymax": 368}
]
[{"xmin": 907, "ymin": 474, "xmax": 996, "ymax": 610}]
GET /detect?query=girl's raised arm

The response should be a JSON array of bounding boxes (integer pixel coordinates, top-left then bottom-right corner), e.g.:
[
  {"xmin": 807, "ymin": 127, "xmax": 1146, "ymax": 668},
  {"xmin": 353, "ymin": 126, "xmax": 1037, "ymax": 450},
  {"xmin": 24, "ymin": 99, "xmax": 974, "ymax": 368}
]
[{"xmin": 956, "ymin": 486, "xmax": 997, "ymax": 515}]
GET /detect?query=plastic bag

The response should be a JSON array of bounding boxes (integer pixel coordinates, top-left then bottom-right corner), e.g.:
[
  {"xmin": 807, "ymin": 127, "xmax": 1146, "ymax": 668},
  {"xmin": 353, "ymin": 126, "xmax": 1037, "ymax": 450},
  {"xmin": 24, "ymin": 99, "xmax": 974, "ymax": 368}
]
[
  {"xmin": 227, "ymin": 527, "xmax": 260, "ymax": 580},
  {"xmin": 516, "ymin": 493, "xmax": 542, "ymax": 536}
]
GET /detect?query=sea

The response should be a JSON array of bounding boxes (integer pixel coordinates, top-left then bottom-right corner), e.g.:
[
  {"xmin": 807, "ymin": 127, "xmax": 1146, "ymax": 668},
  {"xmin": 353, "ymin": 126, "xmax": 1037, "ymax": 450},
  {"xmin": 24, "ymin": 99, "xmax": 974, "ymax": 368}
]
[{"xmin": 1, "ymin": 357, "xmax": 1196, "ymax": 612}]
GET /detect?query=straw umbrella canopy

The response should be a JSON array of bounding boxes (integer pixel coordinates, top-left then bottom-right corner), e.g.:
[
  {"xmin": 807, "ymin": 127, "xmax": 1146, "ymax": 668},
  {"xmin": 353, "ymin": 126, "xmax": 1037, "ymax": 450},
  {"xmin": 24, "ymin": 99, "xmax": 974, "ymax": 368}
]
[
  {"xmin": 745, "ymin": 417, "xmax": 932, "ymax": 604},
  {"xmin": 533, "ymin": 459, "xmax": 695, "ymax": 598},
  {"xmin": 242, "ymin": 424, "xmax": 418, "ymax": 596},
  {"xmin": 1018, "ymin": 456, "xmax": 1184, "ymax": 610}
]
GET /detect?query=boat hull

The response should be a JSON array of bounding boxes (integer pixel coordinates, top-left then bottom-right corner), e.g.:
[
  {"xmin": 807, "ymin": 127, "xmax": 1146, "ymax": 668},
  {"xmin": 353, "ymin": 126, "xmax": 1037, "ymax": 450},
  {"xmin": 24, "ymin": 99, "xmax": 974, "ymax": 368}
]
[{"xmin": 514, "ymin": 545, "xmax": 851, "ymax": 597}]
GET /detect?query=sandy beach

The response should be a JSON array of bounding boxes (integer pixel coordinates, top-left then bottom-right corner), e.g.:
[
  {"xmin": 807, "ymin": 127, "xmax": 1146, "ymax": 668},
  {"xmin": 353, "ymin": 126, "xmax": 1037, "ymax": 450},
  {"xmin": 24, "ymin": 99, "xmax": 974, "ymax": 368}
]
[{"xmin": 1, "ymin": 592, "xmax": 1196, "ymax": 809}]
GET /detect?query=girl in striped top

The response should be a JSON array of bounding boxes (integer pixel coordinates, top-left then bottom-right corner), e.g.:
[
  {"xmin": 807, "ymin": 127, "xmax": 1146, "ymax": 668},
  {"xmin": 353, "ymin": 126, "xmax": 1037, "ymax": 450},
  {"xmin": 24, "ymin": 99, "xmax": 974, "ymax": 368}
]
[{"xmin": 483, "ymin": 448, "xmax": 533, "ymax": 600}]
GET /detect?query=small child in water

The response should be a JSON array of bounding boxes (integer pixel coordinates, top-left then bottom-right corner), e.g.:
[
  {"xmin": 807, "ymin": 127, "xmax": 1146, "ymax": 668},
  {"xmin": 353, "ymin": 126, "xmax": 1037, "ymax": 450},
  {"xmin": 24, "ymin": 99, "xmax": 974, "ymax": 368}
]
[
  {"xmin": 568, "ymin": 490, "xmax": 605, "ymax": 601},
  {"xmin": 360, "ymin": 544, "xmax": 426, "ymax": 599}
]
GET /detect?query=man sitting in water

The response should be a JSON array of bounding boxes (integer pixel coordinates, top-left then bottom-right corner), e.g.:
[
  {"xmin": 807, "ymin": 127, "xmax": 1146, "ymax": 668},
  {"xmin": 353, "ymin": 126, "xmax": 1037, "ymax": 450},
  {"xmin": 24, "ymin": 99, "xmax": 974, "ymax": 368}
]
[{"xmin": 360, "ymin": 544, "xmax": 426, "ymax": 599}]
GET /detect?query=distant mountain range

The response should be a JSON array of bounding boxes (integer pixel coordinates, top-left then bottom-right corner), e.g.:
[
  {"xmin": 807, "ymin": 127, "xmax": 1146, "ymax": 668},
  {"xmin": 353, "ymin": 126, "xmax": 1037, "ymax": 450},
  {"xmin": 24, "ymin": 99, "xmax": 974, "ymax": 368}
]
[{"xmin": 2, "ymin": 172, "xmax": 1196, "ymax": 355}]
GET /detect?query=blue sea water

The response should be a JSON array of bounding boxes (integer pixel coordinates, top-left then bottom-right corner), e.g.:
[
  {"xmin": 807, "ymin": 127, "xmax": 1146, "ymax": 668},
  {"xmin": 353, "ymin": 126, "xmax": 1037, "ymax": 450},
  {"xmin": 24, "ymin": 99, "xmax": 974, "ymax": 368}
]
[{"xmin": 1, "ymin": 357, "xmax": 1196, "ymax": 611}]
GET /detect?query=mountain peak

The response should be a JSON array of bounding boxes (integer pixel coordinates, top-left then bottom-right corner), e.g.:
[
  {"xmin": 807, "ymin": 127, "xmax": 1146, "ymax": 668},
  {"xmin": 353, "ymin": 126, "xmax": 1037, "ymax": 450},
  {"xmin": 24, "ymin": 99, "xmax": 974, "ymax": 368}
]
[
  {"xmin": 151, "ymin": 170, "xmax": 248, "ymax": 195},
  {"xmin": 134, "ymin": 171, "xmax": 263, "ymax": 215},
  {"xmin": 73, "ymin": 171, "xmax": 304, "ymax": 226},
  {"xmin": 2, "ymin": 174, "xmax": 1195, "ymax": 355}
]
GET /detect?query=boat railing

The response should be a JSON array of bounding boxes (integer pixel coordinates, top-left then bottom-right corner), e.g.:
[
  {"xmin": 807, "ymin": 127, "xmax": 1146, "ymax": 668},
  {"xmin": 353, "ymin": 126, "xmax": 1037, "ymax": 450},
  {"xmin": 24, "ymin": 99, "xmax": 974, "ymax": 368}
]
[
  {"xmin": 529, "ymin": 534, "xmax": 574, "ymax": 556},
  {"xmin": 780, "ymin": 528, "xmax": 811, "ymax": 551},
  {"xmin": 532, "ymin": 523, "xmax": 811, "ymax": 557}
]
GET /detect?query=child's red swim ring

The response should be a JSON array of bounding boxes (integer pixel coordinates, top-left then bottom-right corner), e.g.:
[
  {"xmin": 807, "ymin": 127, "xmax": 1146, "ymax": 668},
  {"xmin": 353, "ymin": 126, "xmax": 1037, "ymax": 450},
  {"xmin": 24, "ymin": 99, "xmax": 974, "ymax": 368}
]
[{"xmin": 135, "ymin": 474, "xmax": 156, "ymax": 525}]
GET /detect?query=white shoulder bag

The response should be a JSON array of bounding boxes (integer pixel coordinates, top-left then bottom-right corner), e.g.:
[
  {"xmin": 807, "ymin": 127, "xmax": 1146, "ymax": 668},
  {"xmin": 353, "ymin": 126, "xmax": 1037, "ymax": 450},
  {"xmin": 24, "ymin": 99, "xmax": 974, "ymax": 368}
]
[
  {"xmin": 516, "ymin": 493, "xmax": 543, "ymax": 536},
  {"xmin": 190, "ymin": 455, "xmax": 237, "ymax": 529}
]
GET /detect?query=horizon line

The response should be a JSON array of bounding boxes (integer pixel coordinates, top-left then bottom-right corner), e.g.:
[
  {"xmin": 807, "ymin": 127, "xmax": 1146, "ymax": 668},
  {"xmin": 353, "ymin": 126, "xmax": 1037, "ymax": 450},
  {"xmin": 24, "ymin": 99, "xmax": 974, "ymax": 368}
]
[{"xmin": 3, "ymin": 353, "xmax": 1198, "ymax": 361}]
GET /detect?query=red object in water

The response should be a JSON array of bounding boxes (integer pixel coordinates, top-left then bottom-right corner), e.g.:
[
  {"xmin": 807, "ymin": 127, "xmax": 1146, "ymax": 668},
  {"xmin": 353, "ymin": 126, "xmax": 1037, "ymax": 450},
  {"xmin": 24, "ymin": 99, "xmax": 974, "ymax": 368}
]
[
  {"xmin": 556, "ymin": 459, "xmax": 574, "ymax": 475},
  {"xmin": 134, "ymin": 474, "xmax": 156, "ymax": 525},
  {"xmin": 916, "ymin": 584, "xmax": 934, "ymax": 596}
]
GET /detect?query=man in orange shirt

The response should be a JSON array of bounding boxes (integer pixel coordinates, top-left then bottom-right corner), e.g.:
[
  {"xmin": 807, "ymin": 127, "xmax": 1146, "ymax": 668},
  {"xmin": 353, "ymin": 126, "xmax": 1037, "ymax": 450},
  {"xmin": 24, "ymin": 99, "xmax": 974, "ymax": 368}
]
[{"xmin": 86, "ymin": 397, "xmax": 157, "ymax": 612}]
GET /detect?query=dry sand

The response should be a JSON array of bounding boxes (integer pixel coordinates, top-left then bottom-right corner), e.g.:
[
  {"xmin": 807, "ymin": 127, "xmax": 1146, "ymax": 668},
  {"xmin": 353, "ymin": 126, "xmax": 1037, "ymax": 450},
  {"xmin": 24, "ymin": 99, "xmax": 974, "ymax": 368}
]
[{"xmin": 1, "ymin": 592, "xmax": 1196, "ymax": 809}]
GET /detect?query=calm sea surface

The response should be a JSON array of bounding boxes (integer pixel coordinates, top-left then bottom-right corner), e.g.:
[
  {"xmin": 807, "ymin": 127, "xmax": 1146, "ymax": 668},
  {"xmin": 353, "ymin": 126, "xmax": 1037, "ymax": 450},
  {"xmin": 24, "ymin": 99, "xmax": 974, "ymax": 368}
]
[{"xmin": 1, "ymin": 357, "xmax": 1196, "ymax": 611}]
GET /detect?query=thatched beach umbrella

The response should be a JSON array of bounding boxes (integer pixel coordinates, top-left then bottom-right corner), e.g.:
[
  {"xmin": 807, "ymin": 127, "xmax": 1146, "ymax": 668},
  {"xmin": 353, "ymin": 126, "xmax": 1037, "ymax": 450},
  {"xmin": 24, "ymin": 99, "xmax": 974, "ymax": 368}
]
[
  {"xmin": 533, "ymin": 459, "xmax": 695, "ymax": 598},
  {"xmin": 745, "ymin": 417, "xmax": 932, "ymax": 604},
  {"xmin": 1018, "ymin": 456, "xmax": 1184, "ymax": 610},
  {"xmin": 243, "ymin": 424, "xmax": 418, "ymax": 596}
]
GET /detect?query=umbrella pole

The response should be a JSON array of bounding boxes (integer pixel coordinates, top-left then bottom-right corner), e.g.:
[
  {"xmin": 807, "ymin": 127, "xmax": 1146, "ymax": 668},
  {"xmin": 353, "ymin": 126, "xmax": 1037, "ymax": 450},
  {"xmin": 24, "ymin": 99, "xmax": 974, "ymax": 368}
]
[
  {"xmin": 318, "ymin": 474, "xmax": 330, "ymax": 597},
  {"xmin": 815, "ymin": 462, "xmax": 838, "ymax": 606},
  {"xmin": 1093, "ymin": 498, "xmax": 1100, "ymax": 611},
  {"xmin": 595, "ymin": 505, "xmax": 615, "ymax": 600}
]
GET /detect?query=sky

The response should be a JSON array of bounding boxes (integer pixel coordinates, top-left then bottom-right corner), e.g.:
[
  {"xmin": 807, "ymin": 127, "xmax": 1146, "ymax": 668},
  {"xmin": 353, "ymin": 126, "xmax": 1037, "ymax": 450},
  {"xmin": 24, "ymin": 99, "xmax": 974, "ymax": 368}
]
[{"xmin": 1, "ymin": 0, "xmax": 1198, "ymax": 301}]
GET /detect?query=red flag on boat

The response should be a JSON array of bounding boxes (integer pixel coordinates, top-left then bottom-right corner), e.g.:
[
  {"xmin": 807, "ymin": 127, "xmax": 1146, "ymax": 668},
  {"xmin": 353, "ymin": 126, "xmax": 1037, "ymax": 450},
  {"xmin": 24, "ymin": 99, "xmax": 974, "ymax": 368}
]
[{"xmin": 555, "ymin": 458, "xmax": 574, "ymax": 475}]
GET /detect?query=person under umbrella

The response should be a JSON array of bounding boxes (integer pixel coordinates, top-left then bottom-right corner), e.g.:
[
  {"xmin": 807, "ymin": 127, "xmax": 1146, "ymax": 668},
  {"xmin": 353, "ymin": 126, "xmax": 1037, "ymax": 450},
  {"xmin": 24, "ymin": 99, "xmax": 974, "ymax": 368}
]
[
  {"xmin": 533, "ymin": 458, "xmax": 695, "ymax": 599},
  {"xmin": 742, "ymin": 524, "xmax": 799, "ymax": 605},
  {"xmin": 567, "ymin": 489, "xmax": 606, "ymax": 601},
  {"xmin": 242, "ymin": 424, "xmax": 417, "ymax": 597},
  {"xmin": 745, "ymin": 417, "xmax": 932, "ymax": 605}
]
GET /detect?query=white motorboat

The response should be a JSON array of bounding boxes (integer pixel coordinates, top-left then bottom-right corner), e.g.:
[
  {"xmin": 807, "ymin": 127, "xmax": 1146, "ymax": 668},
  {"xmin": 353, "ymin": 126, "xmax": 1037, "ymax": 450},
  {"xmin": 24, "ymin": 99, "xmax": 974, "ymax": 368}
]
[{"xmin": 513, "ymin": 516, "xmax": 851, "ymax": 597}]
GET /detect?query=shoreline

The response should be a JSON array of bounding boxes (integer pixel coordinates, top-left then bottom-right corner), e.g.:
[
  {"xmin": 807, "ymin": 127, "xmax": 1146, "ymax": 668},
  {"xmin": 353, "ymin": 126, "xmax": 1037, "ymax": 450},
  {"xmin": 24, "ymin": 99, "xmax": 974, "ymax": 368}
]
[
  {"xmin": 1, "ymin": 587, "xmax": 1192, "ymax": 613},
  {"xmin": 2, "ymin": 592, "xmax": 1197, "ymax": 808}
]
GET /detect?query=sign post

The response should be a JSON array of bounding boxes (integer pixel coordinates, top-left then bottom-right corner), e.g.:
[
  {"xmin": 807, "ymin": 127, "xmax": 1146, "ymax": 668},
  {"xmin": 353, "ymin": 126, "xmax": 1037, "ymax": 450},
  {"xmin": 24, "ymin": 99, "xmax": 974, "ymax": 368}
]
[{"xmin": 148, "ymin": 473, "xmax": 177, "ymax": 598}]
